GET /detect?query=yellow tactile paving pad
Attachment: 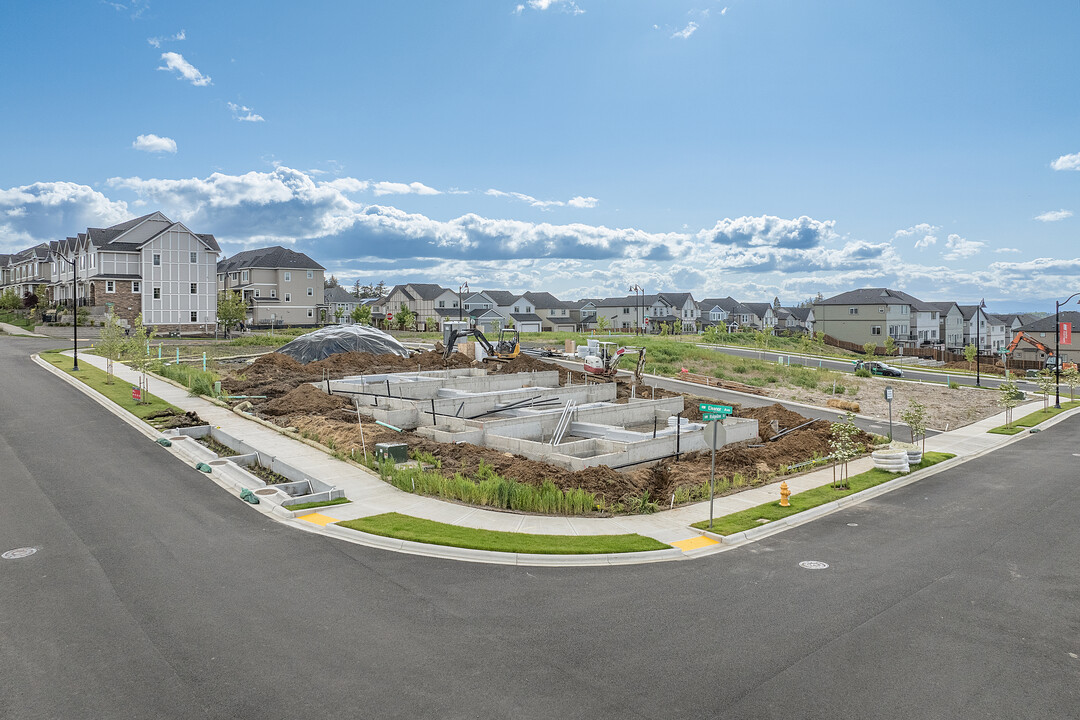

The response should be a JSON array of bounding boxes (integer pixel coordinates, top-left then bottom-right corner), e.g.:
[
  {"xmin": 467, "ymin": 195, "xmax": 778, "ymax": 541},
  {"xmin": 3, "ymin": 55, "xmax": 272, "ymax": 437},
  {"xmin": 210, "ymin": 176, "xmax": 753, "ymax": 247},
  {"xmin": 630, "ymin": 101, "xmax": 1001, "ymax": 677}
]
[
  {"xmin": 671, "ymin": 535, "xmax": 720, "ymax": 552},
  {"xmin": 298, "ymin": 512, "xmax": 337, "ymax": 527}
]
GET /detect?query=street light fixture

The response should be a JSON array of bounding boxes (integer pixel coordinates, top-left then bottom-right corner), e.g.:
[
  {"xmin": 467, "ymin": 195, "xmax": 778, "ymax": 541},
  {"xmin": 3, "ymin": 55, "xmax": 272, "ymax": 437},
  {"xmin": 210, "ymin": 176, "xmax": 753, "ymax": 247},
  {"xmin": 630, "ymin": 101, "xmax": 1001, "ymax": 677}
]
[
  {"xmin": 975, "ymin": 298, "xmax": 986, "ymax": 387},
  {"xmin": 1054, "ymin": 292, "xmax": 1080, "ymax": 408},
  {"xmin": 629, "ymin": 284, "xmax": 643, "ymax": 334}
]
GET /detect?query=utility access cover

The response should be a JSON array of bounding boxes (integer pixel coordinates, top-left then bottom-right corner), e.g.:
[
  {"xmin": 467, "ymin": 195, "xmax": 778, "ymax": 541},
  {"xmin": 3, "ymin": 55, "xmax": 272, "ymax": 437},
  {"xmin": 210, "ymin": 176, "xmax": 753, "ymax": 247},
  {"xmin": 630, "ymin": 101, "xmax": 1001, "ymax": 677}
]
[
  {"xmin": 2, "ymin": 547, "xmax": 37, "ymax": 560},
  {"xmin": 799, "ymin": 560, "xmax": 829, "ymax": 570}
]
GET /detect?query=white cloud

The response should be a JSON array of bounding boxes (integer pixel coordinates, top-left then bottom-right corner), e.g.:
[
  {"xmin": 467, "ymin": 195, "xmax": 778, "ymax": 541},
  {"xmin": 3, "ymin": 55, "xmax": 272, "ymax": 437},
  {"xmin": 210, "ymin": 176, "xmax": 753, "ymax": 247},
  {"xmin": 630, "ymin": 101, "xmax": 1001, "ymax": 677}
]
[
  {"xmin": 720, "ymin": 6, "xmax": 728, "ymax": 15},
  {"xmin": 147, "ymin": 29, "xmax": 185, "ymax": 48},
  {"xmin": 132, "ymin": 134, "xmax": 177, "ymax": 153},
  {"xmin": 228, "ymin": 102, "xmax": 265, "ymax": 122},
  {"xmin": 942, "ymin": 233, "xmax": 985, "ymax": 260},
  {"xmin": 1034, "ymin": 209, "xmax": 1072, "ymax": 222},
  {"xmin": 893, "ymin": 222, "xmax": 939, "ymax": 249},
  {"xmin": 672, "ymin": 21, "xmax": 698, "ymax": 39},
  {"xmin": 487, "ymin": 188, "xmax": 598, "ymax": 210},
  {"xmin": 697, "ymin": 215, "xmax": 837, "ymax": 249},
  {"xmin": 995, "ymin": 248, "xmax": 1022, "ymax": 254},
  {"xmin": 568, "ymin": 196, "xmax": 598, "ymax": 209},
  {"xmin": 1051, "ymin": 152, "xmax": 1080, "ymax": 171},
  {"xmin": 157, "ymin": 52, "xmax": 211, "ymax": 86},
  {"xmin": 372, "ymin": 181, "xmax": 440, "ymax": 196},
  {"xmin": 0, "ymin": 181, "xmax": 129, "ymax": 250},
  {"xmin": 521, "ymin": 0, "xmax": 584, "ymax": 14}
]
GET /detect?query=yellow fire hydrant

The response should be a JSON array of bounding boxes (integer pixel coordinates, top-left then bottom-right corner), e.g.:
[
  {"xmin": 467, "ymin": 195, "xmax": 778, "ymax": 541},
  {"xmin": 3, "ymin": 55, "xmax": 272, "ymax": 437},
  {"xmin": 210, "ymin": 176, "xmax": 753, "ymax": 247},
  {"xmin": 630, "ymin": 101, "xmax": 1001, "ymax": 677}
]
[{"xmin": 779, "ymin": 481, "xmax": 791, "ymax": 507}]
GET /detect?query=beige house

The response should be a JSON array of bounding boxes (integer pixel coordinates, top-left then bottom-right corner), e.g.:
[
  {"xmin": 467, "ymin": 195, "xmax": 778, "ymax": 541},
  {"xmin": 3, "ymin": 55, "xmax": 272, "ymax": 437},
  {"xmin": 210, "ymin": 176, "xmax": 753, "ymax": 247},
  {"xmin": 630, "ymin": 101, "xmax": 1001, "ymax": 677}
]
[
  {"xmin": 217, "ymin": 246, "xmax": 325, "ymax": 327},
  {"xmin": 815, "ymin": 288, "xmax": 936, "ymax": 348},
  {"xmin": 377, "ymin": 283, "xmax": 459, "ymax": 329}
]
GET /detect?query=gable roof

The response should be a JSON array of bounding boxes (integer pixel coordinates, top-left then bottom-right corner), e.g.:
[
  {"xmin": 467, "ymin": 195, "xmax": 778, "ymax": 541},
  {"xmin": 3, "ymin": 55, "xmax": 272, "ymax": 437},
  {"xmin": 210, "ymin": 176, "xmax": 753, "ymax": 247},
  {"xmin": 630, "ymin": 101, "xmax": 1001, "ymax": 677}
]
[
  {"xmin": 480, "ymin": 289, "xmax": 521, "ymax": 306},
  {"xmin": 956, "ymin": 304, "xmax": 989, "ymax": 321},
  {"xmin": 784, "ymin": 306, "xmax": 813, "ymax": 322},
  {"xmin": 817, "ymin": 287, "xmax": 935, "ymax": 311},
  {"xmin": 742, "ymin": 302, "xmax": 775, "ymax": 317},
  {"xmin": 698, "ymin": 297, "xmax": 753, "ymax": 315},
  {"xmin": 926, "ymin": 301, "xmax": 961, "ymax": 315},
  {"xmin": 404, "ymin": 283, "xmax": 451, "ymax": 301},
  {"xmin": 217, "ymin": 246, "xmax": 324, "ymax": 272},
  {"xmin": 1017, "ymin": 311, "xmax": 1080, "ymax": 333},
  {"xmin": 324, "ymin": 286, "xmax": 359, "ymax": 303},
  {"xmin": 522, "ymin": 291, "xmax": 567, "ymax": 309}
]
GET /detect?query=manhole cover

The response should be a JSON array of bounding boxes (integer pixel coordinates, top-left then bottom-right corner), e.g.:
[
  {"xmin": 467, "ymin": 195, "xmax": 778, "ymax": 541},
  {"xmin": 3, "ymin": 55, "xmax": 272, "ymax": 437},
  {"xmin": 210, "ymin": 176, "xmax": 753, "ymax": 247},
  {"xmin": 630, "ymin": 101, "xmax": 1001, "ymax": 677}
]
[
  {"xmin": 2, "ymin": 547, "xmax": 37, "ymax": 560},
  {"xmin": 253, "ymin": 488, "xmax": 279, "ymax": 496},
  {"xmin": 799, "ymin": 560, "xmax": 829, "ymax": 570}
]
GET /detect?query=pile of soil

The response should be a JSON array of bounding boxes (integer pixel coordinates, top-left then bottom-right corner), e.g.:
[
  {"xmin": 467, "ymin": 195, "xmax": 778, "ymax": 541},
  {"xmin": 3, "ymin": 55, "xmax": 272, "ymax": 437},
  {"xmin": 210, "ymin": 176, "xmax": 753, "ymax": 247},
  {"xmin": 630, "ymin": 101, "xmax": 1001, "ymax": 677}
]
[
  {"xmin": 145, "ymin": 409, "xmax": 206, "ymax": 430},
  {"xmin": 940, "ymin": 360, "xmax": 1007, "ymax": 376},
  {"xmin": 263, "ymin": 384, "xmax": 349, "ymax": 416},
  {"xmin": 488, "ymin": 354, "xmax": 572, "ymax": 385}
]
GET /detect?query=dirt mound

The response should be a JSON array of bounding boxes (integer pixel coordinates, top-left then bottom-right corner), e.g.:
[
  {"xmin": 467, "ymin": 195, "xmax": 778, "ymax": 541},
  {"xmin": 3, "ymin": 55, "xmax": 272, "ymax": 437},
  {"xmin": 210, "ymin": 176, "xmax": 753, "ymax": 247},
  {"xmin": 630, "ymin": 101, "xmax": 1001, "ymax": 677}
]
[
  {"xmin": 263, "ymin": 384, "xmax": 348, "ymax": 416},
  {"xmin": 941, "ymin": 360, "xmax": 1006, "ymax": 375}
]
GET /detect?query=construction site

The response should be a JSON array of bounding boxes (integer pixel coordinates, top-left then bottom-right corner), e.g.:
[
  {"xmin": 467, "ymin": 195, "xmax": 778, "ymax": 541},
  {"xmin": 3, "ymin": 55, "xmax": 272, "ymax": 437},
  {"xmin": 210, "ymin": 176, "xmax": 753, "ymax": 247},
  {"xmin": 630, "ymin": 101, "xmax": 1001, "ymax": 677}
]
[{"xmin": 218, "ymin": 337, "xmax": 877, "ymax": 513}]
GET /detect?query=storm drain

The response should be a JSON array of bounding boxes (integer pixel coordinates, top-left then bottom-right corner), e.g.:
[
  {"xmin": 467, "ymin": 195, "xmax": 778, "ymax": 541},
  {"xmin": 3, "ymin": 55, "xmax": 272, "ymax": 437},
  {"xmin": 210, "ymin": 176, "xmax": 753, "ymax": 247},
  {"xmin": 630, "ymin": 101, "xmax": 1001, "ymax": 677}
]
[
  {"xmin": 799, "ymin": 560, "xmax": 829, "ymax": 570},
  {"xmin": 2, "ymin": 547, "xmax": 38, "ymax": 560}
]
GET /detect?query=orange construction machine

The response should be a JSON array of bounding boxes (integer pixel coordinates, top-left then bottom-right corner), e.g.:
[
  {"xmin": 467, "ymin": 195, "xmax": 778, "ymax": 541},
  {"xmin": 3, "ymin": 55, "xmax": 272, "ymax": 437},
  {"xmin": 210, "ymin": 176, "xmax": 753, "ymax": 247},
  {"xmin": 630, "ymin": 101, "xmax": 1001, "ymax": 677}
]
[{"xmin": 1002, "ymin": 331, "xmax": 1077, "ymax": 370}]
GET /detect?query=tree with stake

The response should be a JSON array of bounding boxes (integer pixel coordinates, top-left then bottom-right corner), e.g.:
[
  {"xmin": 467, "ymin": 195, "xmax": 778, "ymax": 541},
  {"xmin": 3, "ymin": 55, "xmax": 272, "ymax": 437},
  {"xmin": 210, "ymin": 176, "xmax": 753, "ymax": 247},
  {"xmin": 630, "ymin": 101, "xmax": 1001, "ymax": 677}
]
[
  {"xmin": 828, "ymin": 412, "xmax": 860, "ymax": 489},
  {"xmin": 997, "ymin": 378, "xmax": 1021, "ymax": 428},
  {"xmin": 884, "ymin": 336, "xmax": 896, "ymax": 356},
  {"xmin": 121, "ymin": 315, "xmax": 157, "ymax": 403},
  {"xmin": 900, "ymin": 399, "xmax": 928, "ymax": 453},
  {"xmin": 96, "ymin": 314, "xmax": 127, "ymax": 384},
  {"xmin": 334, "ymin": 307, "xmax": 345, "ymax": 324},
  {"xmin": 216, "ymin": 290, "xmax": 247, "ymax": 339},
  {"xmin": 1035, "ymin": 370, "xmax": 1056, "ymax": 410},
  {"xmin": 425, "ymin": 316, "xmax": 436, "ymax": 332},
  {"xmin": 674, "ymin": 318, "xmax": 683, "ymax": 336},
  {"xmin": 863, "ymin": 341, "xmax": 876, "ymax": 358},
  {"xmin": 596, "ymin": 315, "xmax": 610, "ymax": 334},
  {"xmin": 1061, "ymin": 366, "xmax": 1080, "ymax": 401},
  {"xmin": 963, "ymin": 343, "xmax": 977, "ymax": 371}
]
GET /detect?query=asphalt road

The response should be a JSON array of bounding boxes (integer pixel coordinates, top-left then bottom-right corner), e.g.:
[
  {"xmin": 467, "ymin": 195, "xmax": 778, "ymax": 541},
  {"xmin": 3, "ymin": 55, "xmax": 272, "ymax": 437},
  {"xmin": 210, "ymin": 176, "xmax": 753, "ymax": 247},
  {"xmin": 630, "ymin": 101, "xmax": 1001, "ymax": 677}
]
[
  {"xmin": 3, "ymin": 336, "xmax": 1076, "ymax": 719},
  {"xmin": 698, "ymin": 342, "xmax": 1031, "ymax": 390}
]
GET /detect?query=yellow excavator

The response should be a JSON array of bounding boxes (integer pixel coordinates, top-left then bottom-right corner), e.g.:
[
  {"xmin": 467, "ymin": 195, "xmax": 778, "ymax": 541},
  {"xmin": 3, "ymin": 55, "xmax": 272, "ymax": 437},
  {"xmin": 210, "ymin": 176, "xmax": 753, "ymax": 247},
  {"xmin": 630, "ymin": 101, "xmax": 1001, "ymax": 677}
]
[{"xmin": 443, "ymin": 327, "xmax": 521, "ymax": 363}]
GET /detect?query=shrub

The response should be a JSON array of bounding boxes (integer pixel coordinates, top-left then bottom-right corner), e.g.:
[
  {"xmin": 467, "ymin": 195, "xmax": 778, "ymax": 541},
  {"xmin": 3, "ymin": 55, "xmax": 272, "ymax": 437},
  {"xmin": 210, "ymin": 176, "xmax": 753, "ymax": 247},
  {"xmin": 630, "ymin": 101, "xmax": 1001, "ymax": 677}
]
[{"xmin": 854, "ymin": 367, "xmax": 872, "ymax": 378}]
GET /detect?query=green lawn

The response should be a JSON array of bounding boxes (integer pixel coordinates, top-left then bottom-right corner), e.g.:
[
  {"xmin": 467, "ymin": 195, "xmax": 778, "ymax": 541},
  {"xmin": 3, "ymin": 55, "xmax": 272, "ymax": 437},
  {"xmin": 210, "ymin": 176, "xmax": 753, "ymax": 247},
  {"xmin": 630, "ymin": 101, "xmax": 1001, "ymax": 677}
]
[
  {"xmin": 0, "ymin": 310, "xmax": 36, "ymax": 331},
  {"xmin": 987, "ymin": 400, "xmax": 1080, "ymax": 434},
  {"xmin": 284, "ymin": 497, "xmax": 351, "ymax": 511},
  {"xmin": 338, "ymin": 513, "xmax": 671, "ymax": 554},
  {"xmin": 692, "ymin": 452, "xmax": 955, "ymax": 536},
  {"xmin": 39, "ymin": 351, "xmax": 185, "ymax": 421}
]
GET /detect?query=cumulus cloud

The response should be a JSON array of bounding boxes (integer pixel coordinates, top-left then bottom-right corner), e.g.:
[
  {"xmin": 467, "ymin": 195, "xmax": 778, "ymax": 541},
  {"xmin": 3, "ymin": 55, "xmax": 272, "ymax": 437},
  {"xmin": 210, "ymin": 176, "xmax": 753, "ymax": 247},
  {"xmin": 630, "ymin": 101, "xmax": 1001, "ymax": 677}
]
[
  {"xmin": 132, "ymin": 134, "xmax": 177, "ymax": 153},
  {"xmin": 995, "ymin": 247, "xmax": 1022, "ymax": 254},
  {"xmin": 0, "ymin": 181, "xmax": 130, "ymax": 250},
  {"xmin": 697, "ymin": 215, "xmax": 837, "ymax": 249},
  {"xmin": 158, "ymin": 52, "xmax": 211, "ymax": 86},
  {"xmin": 228, "ymin": 102, "xmax": 265, "ymax": 122},
  {"xmin": 1034, "ymin": 209, "xmax": 1072, "ymax": 222},
  {"xmin": 147, "ymin": 29, "xmax": 185, "ymax": 48},
  {"xmin": 893, "ymin": 222, "xmax": 939, "ymax": 249},
  {"xmin": 568, "ymin": 196, "xmax": 598, "ymax": 209},
  {"xmin": 372, "ymin": 181, "xmax": 440, "ymax": 196},
  {"xmin": 942, "ymin": 233, "xmax": 985, "ymax": 260},
  {"xmin": 672, "ymin": 22, "xmax": 698, "ymax": 39},
  {"xmin": 1051, "ymin": 152, "xmax": 1080, "ymax": 171}
]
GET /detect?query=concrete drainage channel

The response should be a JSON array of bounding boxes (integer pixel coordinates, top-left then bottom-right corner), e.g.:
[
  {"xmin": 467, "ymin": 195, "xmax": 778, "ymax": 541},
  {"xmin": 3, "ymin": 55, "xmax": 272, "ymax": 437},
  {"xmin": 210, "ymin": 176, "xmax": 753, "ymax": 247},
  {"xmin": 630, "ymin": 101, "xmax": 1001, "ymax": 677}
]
[{"xmin": 162, "ymin": 426, "xmax": 344, "ymax": 516}]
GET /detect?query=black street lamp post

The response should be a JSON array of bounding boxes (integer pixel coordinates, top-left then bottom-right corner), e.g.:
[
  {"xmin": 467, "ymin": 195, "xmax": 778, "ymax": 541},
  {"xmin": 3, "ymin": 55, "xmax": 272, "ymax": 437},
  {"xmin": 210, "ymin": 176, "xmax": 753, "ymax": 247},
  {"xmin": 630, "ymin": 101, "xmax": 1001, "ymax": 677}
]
[
  {"xmin": 975, "ymin": 299, "xmax": 986, "ymax": 387},
  {"xmin": 458, "ymin": 281, "xmax": 469, "ymax": 323},
  {"xmin": 1054, "ymin": 293, "xmax": 1080, "ymax": 408}
]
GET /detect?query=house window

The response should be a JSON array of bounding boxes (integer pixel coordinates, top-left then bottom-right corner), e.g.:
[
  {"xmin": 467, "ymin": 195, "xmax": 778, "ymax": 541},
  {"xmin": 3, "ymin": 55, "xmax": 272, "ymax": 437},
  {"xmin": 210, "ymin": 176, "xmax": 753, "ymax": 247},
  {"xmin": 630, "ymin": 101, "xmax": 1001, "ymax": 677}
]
[
  {"xmin": 514, "ymin": 306, "xmax": 520, "ymax": 313},
  {"xmin": 285, "ymin": 293, "xmax": 291, "ymax": 302},
  {"xmin": 190, "ymin": 283, "xmax": 197, "ymax": 294},
  {"xmin": 132, "ymin": 281, "xmax": 140, "ymax": 293},
  {"xmin": 190, "ymin": 252, "xmax": 198, "ymax": 263},
  {"xmin": 242, "ymin": 270, "xmax": 249, "ymax": 282},
  {"xmin": 153, "ymin": 287, "xmax": 161, "ymax": 300},
  {"xmin": 105, "ymin": 280, "xmax": 115, "ymax": 293},
  {"xmin": 307, "ymin": 308, "xmax": 314, "ymax": 318},
  {"xmin": 231, "ymin": 272, "xmax": 238, "ymax": 281},
  {"xmin": 190, "ymin": 311, "xmax": 198, "ymax": 322},
  {"xmin": 90, "ymin": 254, "xmax": 96, "ymax": 269},
  {"xmin": 849, "ymin": 308, "xmax": 858, "ymax": 315},
  {"xmin": 254, "ymin": 289, "xmax": 261, "ymax": 298},
  {"xmin": 307, "ymin": 270, "xmax": 313, "ymax": 279},
  {"xmin": 872, "ymin": 326, "xmax": 882, "ymax": 335},
  {"xmin": 284, "ymin": 271, "xmax": 291, "ymax": 282},
  {"xmin": 270, "ymin": 289, "xmax": 276, "ymax": 298},
  {"xmin": 153, "ymin": 254, "xmax": 160, "ymax": 266},
  {"xmin": 623, "ymin": 308, "xmax": 630, "ymax": 314},
  {"xmin": 438, "ymin": 300, "xmax": 445, "ymax": 308},
  {"xmin": 307, "ymin": 287, "xmax": 313, "ymax": 296}
]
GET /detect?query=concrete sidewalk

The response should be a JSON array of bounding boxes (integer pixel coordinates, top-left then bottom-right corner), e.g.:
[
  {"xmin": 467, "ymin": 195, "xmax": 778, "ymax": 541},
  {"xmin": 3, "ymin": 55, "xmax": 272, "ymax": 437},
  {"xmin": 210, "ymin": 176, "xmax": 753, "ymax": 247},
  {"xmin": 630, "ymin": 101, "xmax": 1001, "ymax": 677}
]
[
  {"xmin": 0, "ymin": 322, "xmax": 49, "ymax": 337},
  {"xmin": 48, "ymin": 350, "xmax": 1056, "ymax": 561}
]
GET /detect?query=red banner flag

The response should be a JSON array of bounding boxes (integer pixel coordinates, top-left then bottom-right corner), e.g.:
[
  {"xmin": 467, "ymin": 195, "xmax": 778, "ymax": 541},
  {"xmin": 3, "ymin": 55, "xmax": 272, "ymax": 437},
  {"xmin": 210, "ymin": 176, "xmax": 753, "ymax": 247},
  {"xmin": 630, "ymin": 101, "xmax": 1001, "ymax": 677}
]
[{"xmin": 1061, "ymin": 322, "xmax": 1072, "ymax": 345}]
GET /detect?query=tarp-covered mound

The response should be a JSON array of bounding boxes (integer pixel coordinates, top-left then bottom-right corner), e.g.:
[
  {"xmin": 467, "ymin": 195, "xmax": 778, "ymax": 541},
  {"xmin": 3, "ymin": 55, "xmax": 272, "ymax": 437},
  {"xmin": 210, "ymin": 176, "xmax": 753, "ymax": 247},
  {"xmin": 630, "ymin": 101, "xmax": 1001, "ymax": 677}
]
[{"xmin": 276, "ymin": 325, "xmax": 412, "ymax": 363}]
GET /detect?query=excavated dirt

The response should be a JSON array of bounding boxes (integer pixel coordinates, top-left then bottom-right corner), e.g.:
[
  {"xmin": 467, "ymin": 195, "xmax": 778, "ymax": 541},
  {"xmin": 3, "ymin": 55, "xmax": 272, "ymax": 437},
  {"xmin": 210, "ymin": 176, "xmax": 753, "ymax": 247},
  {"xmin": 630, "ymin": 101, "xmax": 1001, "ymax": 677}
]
[{"xmin": 263, "ymin": 383, "xmax": 349, "ymax": 416}]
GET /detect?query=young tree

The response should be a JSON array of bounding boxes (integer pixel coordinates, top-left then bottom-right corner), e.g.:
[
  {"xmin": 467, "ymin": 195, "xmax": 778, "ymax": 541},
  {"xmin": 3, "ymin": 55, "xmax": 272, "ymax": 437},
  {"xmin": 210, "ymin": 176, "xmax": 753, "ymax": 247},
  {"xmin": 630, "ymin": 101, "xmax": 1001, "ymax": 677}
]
[
  {"xmin": 863, "ymin": 341, "xmax": 876, "ymax": 358},
  {"xmin": 96, "ymin": 314, "xmax": 127, "ymax": 384},
  {"xmin": 997, "ymin": 378, "xmax": 1022, "ymax": 427},
  {"xmin": 1035, "ymin": 370, "xmax": 1057, "ymax": 410},
  {"xmin": 702, "ymin": 325, "xmax": 721, "ymax": 344},
  {"xmin": 216, "ymin": 290, "xmax": 247, "ymax": 338},
  {"xmin": 354, "ymin": 304, "xmax": 372, "ymax": 326},
  {"xmin": 334, "ymin": 307, "xmax": 345, "ymax": 324},
  {"xmin": 659, "ymin": 322, "xmax": 670, "ymax": 336},
  {"xmin": 0, "ymin": 288, "xmax": 21, "ymax": 311},
  {"xmin": 395, "ymin": 303, "xmax": 414, "ymax": 331},
  {"xmin": 717, "ymin": 320, "xmax": 728, "ymax": 333},
  {"xmin": 425, "ymin": 316, "xmax": 436, "ymax": 332},
  {"xmin": 76, "ymin": 306, "xmax": 90, "ymax": 327},
  {"xmin": 883, "ymin": 336, "xmax": 896, "ymax": 356},
  {"xmin": 505, "ymin": 315, "xmax": 516, "ymax": 329},
  {"xmin": 829, "ymin": 412, "xmax": 860, "ymax": 488},
  {"xmin": 596, "ymin": 315, "xmax": 610, "ymax": 334},
  {"xmin": 900, "ymin": 399, "xmax": 928, "ymax": 452},
  {"xmin": 963, "ymin": 343, "xmax": 977, "ymax": 371},
  {"xmin": 121, "ymin": 314, "xmax": 157, "ymax": 402},
  {"xmin": 673, "ymin": 318, "xmax": 683, "ymax": 335},
  {"xmin": 1061, "ymin": 366, "xmax": 1080, "ymax": 401}
]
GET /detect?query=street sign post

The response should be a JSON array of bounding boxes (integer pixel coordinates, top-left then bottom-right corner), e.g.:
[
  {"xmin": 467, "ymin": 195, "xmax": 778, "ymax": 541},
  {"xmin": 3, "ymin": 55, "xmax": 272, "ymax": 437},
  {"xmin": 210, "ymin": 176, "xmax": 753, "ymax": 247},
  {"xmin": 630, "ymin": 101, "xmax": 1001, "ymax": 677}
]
[
  {"xmin": 699, "ymin": 403, "xmax": 733, "ymax": 414},
  {"xmin": 884, "ymin": 385, "xmax": 893, "ymax": 440},
  {"xmin": 706, "ymin": 420, "xmax": 729, "ymax": 528},
  {"xmin": 702, "ymin": 412, "xmax": 728, "ymax": 421}
]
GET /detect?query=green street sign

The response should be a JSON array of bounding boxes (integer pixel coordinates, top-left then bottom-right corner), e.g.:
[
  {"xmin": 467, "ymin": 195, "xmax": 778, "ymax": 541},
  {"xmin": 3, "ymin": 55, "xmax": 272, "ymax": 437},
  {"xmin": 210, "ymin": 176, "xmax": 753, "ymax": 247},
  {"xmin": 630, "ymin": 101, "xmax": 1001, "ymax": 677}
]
[
  {"xmin": 702, "ymin": 411, "xmax": 731, "ymax": 421},
  {"xmin": 699, "ymin": 403, "xmax": 733, "ymax": 414}
]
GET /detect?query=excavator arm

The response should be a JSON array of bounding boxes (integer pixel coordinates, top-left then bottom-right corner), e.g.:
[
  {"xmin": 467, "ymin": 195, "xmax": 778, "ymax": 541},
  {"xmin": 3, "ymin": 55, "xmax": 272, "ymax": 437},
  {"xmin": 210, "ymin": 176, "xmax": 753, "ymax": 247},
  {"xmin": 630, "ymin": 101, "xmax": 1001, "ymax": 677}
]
[{"xmin": 1004, "ymin": 331, "xmax": 1054, "ymax": 358}]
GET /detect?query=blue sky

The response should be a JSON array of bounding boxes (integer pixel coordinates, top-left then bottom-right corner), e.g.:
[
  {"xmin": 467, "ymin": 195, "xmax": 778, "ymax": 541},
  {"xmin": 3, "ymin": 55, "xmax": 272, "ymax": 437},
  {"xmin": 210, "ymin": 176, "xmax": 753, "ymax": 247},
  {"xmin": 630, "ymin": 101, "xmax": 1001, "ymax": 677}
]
[{"xmin": 1, "ymin": 0, "xmax": 1078, "ymax": 309}]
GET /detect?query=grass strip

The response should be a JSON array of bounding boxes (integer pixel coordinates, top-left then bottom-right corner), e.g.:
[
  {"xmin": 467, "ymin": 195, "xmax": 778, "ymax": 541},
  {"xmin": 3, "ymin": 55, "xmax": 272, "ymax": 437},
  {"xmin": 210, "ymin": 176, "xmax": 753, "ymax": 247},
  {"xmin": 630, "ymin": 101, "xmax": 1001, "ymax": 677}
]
[
  {"xmin": 39, "ymin": 352, "xmax": 185, "ymax": 421},
  {"xmin": 284, "ymin": 497, "xmax": 351, "ymax": 511},
  {"xmin": 692, "ymin": 452, "xmax": 955, "ymax": 536},
  {"xmin": 987, "ymin": 400, "xmax": 1080, "ymax": 434},
  {"xmin": 338, "ymin": 512, "xmax": 670, "ymax": 554}
]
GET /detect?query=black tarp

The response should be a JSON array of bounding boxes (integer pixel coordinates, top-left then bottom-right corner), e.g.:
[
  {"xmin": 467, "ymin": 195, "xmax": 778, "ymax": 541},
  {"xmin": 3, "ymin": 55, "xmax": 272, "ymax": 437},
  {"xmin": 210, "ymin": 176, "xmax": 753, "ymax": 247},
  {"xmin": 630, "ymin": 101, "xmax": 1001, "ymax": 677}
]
[{"xmin": 275, "ymin": 325, "xmax": 411, "ymax": 363}]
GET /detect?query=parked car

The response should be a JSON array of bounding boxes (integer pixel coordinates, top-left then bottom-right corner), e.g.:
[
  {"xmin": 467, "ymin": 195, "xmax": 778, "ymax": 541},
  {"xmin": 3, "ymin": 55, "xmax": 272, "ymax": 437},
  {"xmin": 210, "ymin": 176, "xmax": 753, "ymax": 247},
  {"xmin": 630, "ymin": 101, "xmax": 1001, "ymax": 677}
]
[{"xmin": 853, "ymin": 360, "xmax": 904, "ymax": 377}]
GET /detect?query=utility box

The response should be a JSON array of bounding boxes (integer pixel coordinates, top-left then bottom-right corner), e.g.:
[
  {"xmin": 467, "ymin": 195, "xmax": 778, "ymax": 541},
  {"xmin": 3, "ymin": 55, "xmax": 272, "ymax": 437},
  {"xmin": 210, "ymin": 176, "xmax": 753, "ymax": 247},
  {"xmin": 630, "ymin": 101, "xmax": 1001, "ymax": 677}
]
[
  {"xmin": 443, "ymin": 321, "xmax": 469, "ymax": 347},
  {"xmin": 565, "ymin": 339, "xmax": 576, "ymax": 355},
  {"xmin": 374, "ymin": 442, "xmax": 409, "ymax": 464}
]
